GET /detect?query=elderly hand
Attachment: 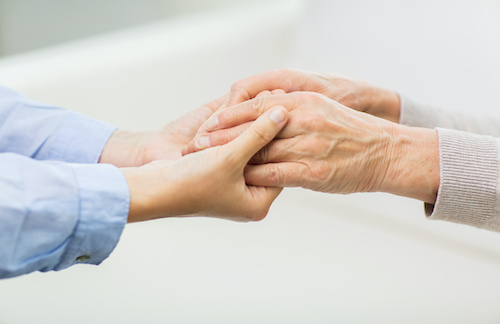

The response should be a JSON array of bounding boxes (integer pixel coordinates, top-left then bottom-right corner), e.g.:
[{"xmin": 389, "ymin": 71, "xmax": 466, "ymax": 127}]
[
  {"xmin": 226, "ymin": 68, "xmax": 401, "ymax": 123},
  {"xmin": 184, "ymin": 92, "xmax": 439, "ymax": 204},
  {"xmin": 99, "ymin": 94, "xmax": 227, "ymax": 167},
  {"xmin": 121, "ymin": 106, "xmax": 289, "ymax": 223},
  {"xmin": 181, "ymin": 69, "xmax": 400, "ymax": 154}
]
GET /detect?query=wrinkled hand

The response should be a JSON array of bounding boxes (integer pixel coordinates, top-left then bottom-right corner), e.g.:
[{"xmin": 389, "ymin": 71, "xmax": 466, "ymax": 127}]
[
  {"xmin": 100, "ymin": 94, "xmax": 227, "ymax": 167},
  {"xmin": 227, "ymin": 68, "xmax": 401, "ymax": 123},
  {"xmin": 122, "ymin": 106, "xmax": 289, "ymax": 223},
  {"xmin": 181, "ymin": 69, "xmax": 401, "ymax": 154},
  {"xmin": 184, "ymin": 92, "xmax": 439, "ymax": 203}
]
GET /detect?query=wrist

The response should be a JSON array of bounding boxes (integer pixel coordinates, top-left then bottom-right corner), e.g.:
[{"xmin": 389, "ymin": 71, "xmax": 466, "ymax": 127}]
[
  {"xmin": 100, "ymin": 130, "xmax": 150, "ymax": 167},
  {"xmin": 380, "ymin": 125, "xmax": 439, "ymax": 203},
  {"xmin": 365, "ymin": 86, "xmax": 401, "ymax": 123},
  {"xmin": 121, "ymin": 161, "xmax": 201, "ymax": 222},
  {"xmin": 121, "ymin": 166, "xmax": 162, "ymax": 222}
]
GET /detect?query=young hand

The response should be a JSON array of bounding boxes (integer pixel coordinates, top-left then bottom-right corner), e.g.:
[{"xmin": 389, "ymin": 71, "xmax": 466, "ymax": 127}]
[
  {"xmin": 100, "ymin": 94, "xmax": 227, "ymax": 167},
  {"xmin": 121, "ymin": 106, "xmax": 290, "ymax": 223}
]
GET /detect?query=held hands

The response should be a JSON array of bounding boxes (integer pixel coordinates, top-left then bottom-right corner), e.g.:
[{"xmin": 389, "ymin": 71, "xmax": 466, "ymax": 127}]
[
  {"xmin": 182, "ymin": 68, "xmax": 401, "ymax": 154},
  {"xmin": 121, "ymin": 106, "xmax": 289, "ymax": 223},
  {"xmin": 185, "ymin": 92, "xmax": 396, "ymax": 194},
  {"xmin": 104, "ymin": 67, "xmax": 438, "ymax": 225},
  {"xmin": 184, "ymin": 92, "xmax": 439, "ymax": 204}
]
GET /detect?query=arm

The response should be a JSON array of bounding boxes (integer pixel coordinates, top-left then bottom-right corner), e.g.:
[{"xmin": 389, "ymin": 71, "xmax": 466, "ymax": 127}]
[
  {"xmin": 211, "ymin": 68, "xmax": 500, "ymax": 137},
  {"xmin": 0, "ymin": 85, "xmax": 115, "ymax": 163},
  {"xmin": 0, "ymin": 154, "xmax": 128, "ymax": 279},
  {"xmin": 0, "ymin": 84, "xmax": 227, "ymax": 167},
  {"xmin": 0, "ymin": 106, "xmax": 288, "ymax": 278}
]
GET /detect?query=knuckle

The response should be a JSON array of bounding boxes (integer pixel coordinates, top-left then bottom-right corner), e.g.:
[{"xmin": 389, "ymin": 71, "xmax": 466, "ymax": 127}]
[
  {"xmin": 230, "ymin": 81, "xmax": 242, "ymax": 92},
  {"xmin": 257, "ymin": 90, "xmax": 272, "ymax": 97},
  {"xmin": 218, "ymin": 129, "xmax": 234, "ymax": 145},
  {"xmin": 209, "ymin": 132, "xmax": 222, "ymax": 146},
  {"xmin": 267, "ymin": 165, "xmax": 283, "ymax": 185},
  {"xmin": 308, "ymin": 160, "xmax": 330, "ymax": 183},
  {"xmin": 305, "ymin": 91, "xmax": 325, "ymax": 104},
  {"xmin": 250, "ymin": 97, "xmax": 264, "ymax": 113},
  {"xmin": 296, "ymin": 111, "xmax": 326, "ymax": 131},
  {"xmin": 230, "ymin": 82, "xmax": 251, "ymax": 103},
  {"xmin": 252, "ymin": 126, "xmax": 271, "ymax": 144}
]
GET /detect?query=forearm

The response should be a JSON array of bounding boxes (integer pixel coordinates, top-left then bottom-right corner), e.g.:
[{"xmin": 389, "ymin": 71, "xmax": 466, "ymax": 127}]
[
  {"xmin": 359, "ymin": 83, "xmax": 401, "ymax": 124},
  {"xmin": 121, "ymin": 164, "xmax": 176, "ymax": 222},
  {"xmin": 100, "ymin": 130, "xmax": 152, "ymax": 167},
  {"xmin": 0, "ymin": 85, "xmax": 115, "ymax": 163},
  {"xmin": 380, "ymin": 125, "xmax": 440, "ymax": 204},
  {"xmin": 383, "ymin": 123, "xmax": 500, "ymax": 232}
]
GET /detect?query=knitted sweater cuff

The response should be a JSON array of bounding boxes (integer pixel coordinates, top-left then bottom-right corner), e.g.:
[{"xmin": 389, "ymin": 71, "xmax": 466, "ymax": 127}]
[{"xmin": 425, "ymin": 128, "xmax": 500, "ymax": 231}]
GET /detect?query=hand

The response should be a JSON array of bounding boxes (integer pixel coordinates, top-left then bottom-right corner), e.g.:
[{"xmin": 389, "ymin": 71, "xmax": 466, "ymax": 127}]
[
  {"xmin": 227, "ymin": 68, "xmax": 401, "ymax": 123},
  {"xmin": 185, "ymin": 92, "xmax": 439, "ymax": 203},
  {"xmin": 99, "ymin": 94, "xmax": 227, "ymax": 167},
  {"xmin": 182, "ymin": 69, "xmax": 400, "ymax": 154},
  {"xmin": 121, "ymin": 106, "xmax": 289, "ymax": 223}
]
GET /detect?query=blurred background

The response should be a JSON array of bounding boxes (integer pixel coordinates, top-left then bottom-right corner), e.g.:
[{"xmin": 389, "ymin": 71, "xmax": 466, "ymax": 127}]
[
  {"xmin": 0, "ymin": 0, "xmax": 252, "ymax": 56},
  {"xmin": 1, "ymin": 0, "xmax": 500, "ymax": 323}
]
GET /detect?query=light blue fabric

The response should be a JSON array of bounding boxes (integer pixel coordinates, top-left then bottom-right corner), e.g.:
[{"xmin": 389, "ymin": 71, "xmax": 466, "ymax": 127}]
[{"xmin": 0, "ymin": 85, "xmax": 129, "ymax": 279}]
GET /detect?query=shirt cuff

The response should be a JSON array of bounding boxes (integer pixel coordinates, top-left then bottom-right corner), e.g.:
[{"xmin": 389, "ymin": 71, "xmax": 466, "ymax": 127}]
[
  {"xmin": 48, "ymin": 112, "xmax": 116, "ymax": 164},
  {"xmin": 425, "ymin": 128, "xmax": 500, "ymax": 231},
  {"xmin": 54, "ymin": 163, "xmax": 129, "ymax": 270}
]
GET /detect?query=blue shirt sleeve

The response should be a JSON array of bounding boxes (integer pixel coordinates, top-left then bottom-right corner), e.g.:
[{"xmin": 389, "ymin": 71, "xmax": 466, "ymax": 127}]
[
  {"xmin": 0, "ymin": 153, "xmax": 129, "ymax": 279},
  {"xmin": 0, "ymin": 153, "xmax": 130, "ymax": 278},
  {"xmin": 0, "ymin": 85, "xmax": 115, "ymax": 163},
  {"xmin": 0, "ymin": 85, "xmax": 130, "ymax": 278}
]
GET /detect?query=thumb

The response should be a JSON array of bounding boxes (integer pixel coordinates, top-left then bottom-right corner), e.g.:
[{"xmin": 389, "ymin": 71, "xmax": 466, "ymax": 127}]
[{"xmin": 224, "ymin": 105, "xmax": 288, "ymax": 162}]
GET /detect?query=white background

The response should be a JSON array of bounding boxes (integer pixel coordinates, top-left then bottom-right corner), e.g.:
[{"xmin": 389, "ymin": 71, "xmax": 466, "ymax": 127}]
[{"xmin": 1, "ymin": 1, "xmax": 500, "ymax": 323}]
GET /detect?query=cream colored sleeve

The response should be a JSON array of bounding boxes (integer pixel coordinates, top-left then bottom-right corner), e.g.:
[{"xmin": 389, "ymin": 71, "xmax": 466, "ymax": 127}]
[{"xmin": 400, "ymin": 95, "xmax": 500, "ymax": 231}]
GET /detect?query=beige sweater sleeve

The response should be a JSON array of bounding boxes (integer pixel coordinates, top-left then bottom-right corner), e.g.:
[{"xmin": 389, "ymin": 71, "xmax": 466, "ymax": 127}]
[{"xmin": 400, "ymin": 96, "xmax": 500, "ymax": 231}]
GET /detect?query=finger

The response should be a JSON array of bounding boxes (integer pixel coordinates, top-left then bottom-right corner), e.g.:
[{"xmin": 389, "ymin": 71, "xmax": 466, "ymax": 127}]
[
  {"xmin": 248, "ymin": 138, "xmax": 303, "ymax": 164},
  {"xmin": 180, "ymin": 94, "xmax": 230, "ymax": 156},
  {"xmin": 203, "ymin": 93, "xmax": 229, "ymax": 115},
  {"xmin": 194, "ymin": 100, "xmax": 229, "ymax": 135},
  {"xmin": 225, "ymin": 106, "xmax": 288, "ymax": 163},
  {"xmin": 228, "ymin": 68, "xmax": 307, "ymax": 105},
  {"xmin": 204, "ymin": 93, "xmax": 299, "ymax": 132},
  {"xmin": 271, "ymin": 89, "xmax": 286, "ymax": 95},
  {"xmin": 255, "ymin": 90, "xmax": 272, "ymax": 98},
  {"xmin": 244, "ymin": 163, "xmax": 306, "ymax": 187},
  {"xmin": 204, "ymin": 90, "xmax": 271, "ymax": 144},
  {"xmin": 183, "ymin": 122, "xmax": 252, "ymax": 155}
]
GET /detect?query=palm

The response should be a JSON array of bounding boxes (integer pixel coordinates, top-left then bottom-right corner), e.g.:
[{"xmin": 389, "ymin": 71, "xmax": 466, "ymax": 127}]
[{"xmin": 143, "ymin": 95, "xmax": 227, "ymax": 162}]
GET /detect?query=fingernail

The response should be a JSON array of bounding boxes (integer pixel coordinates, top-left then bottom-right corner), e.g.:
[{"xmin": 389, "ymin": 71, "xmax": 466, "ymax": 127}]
[
  {"xmin": 205, "ymin": 115, "xmax": 219, "ymax": 131},
  {"xmin": 269, "ymin": 108, "xmax": 285, "ymax": 124},
  {"xmin": 195, "ymin": 135, "xmax": 211, "ymax": 150}
]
